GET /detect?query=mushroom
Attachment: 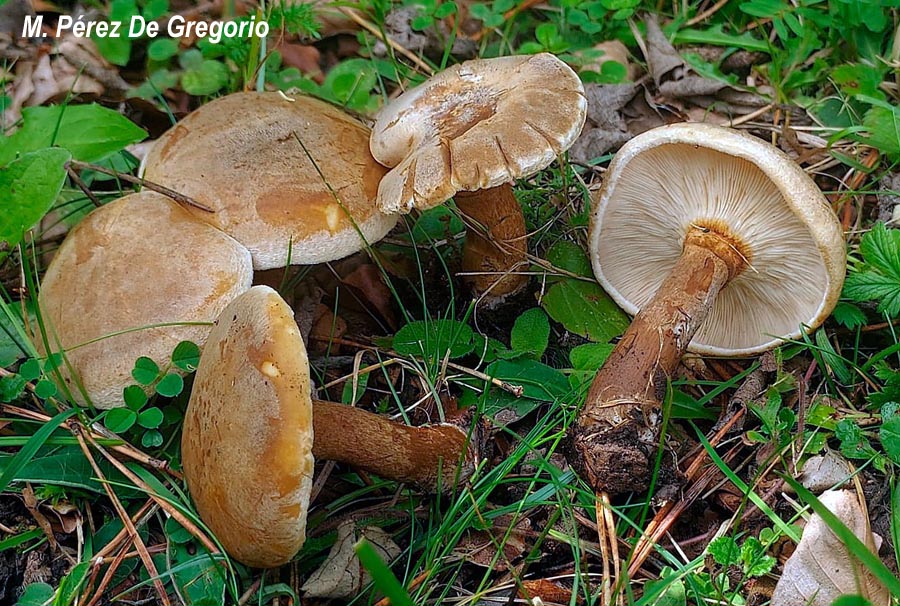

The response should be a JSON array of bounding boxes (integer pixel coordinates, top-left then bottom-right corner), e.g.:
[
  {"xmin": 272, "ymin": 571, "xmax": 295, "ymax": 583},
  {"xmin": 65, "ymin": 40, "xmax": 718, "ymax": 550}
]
[
  {"xmin": 141, "ymin": 92, "xmax": 398, "ymax": 270},
  {"xmin": 37, "ymin": 192, "xmax": 253, "ymax": 409},
  {"xmin": 182, "ymin": 285, "xmax": 486, "ymax": 568},
  {"xmin": 569, "ymin": 123, "xmax": 846, "ymax": 495},
  {"xmin": 370, "ymin": 53, "xmax": 587, "ymax": 304}
]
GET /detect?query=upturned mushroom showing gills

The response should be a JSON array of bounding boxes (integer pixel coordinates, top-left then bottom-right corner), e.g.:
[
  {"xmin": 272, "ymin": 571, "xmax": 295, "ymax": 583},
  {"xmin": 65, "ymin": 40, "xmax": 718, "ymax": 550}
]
[
  {"xmin": 182, "ymin": 286, "xmax": 486, "ymax": 568},
  {"xmin": 37, "ymin": 192, "xmax": 253, "ymax": 409},
  {"xmin": 569, "ymin": 123, "xmax": 846, "ymax": 496},
  {"xmin": 141, "ymin": 92, "xmax": 398, "ymax": 270},
  {"xmin": 370, "ymin": 53, "xmax": 587, "ymax": 304}
]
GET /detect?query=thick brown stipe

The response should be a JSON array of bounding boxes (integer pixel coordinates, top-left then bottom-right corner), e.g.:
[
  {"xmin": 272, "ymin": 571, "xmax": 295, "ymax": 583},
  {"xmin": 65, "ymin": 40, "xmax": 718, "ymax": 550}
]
[
  {"xmin": 569, "ymin": 226, "xmax": 744, "ymax": 495},
  {"xmin": 455, "ymin": 186, "xmax": 529, "ymax": 302},
  {"xmin": 312, "ymin": 400, "xmax": 487, "ymax": 490}
]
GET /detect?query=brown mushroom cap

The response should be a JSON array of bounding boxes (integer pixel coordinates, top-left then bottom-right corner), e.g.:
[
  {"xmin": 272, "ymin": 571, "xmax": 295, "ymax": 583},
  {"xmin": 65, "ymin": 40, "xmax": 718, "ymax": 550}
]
[
  {"xmin": 37, "ymin": 192, "xmax": 253, "ymax": 409},
  {"xmin": 370, "ymin": 53, "xmax": 587, "ymax": 213},
  {"xmin": 182, "ymin": 285, "xmax": 314, "ymax": 568},
  {"xmin": 590, "ymin": 123, "xmax": 846, "ymax": 355},
  {"xmin": 141, "ymin": 92, "xmax": 398, "ymax": 270}
]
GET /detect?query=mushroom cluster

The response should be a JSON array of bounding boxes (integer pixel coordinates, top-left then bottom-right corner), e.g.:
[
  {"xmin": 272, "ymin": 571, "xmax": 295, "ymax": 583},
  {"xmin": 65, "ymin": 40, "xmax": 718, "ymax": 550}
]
[
  {"xmin": 568, "ymin": 123, "xmax": 846, "ymax": 495},
  {"xmin": 39, "ymin": 92, "xmax": 396, "ymax": 409}
]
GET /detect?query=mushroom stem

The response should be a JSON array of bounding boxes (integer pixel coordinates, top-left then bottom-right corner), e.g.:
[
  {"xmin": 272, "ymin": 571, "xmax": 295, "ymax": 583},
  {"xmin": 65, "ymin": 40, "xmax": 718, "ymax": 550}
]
[
  {"xmin": 312, "ymin": 400, "xmax": 486, "ymax": 491},
  {"xmin": 455, "ymin": 185, "xmax": 529, "ymax": 304},
  {"xmin": 569, "ymin": 226, "xmax": 744, "ymax": 495}
]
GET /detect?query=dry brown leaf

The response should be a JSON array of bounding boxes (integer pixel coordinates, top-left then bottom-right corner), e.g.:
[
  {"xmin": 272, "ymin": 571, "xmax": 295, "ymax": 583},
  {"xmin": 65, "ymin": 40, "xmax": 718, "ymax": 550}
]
[
  {"xmin": 301, "ymin": 520, "xmax": 401, "ymax": 599},
  {"xmin": 771, "ymin": 490, "xmax": 889, "ymax": 606},
  {"xmin": 799, "ymin": 450, "xmax": 853, "ymax": 494},
  {"xmin": 451, "ymin": 513, "xmax": 530, "ymax": 571},
  {"xmin": 342, "ymin": 263, "xmax": 397, "ymax": 330},
  {"xmin": 519, "ymin": 579, "xmax": 578, "ymax": 604}
]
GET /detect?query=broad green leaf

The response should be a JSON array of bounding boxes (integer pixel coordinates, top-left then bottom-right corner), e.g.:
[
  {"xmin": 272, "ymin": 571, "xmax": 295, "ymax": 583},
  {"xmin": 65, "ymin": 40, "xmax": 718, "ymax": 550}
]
[
  {"xmin": 0, "ymin": 148, "xmax": 70, "ymax": 247},
  {"xmin": 862, "ymin": 105, "xmax": 900, "ymax": 159},
  {"xmin": 147, "ymin": 37, "xmax": 179, "ymax": 61},
  {"xmin": 155, "ymin": 372, "xmax": 184, "ymax": 397},
  {"xmin": 546, "ymin": 240, "xmax": 593, "ymax": 277},
  {"xmin": 393, "ymin": 319, "xmax": 474, "ymax": 360},
  {"xmin": 569, "ymin": 343, "xmax": 615, "ymax": 371},
  {"xmin": 0, "ymin": 105, "xmax": 145, "ymax": 166},
  {"xmin": 138, "ymin": 407, "xmax": 164, "ymax": 429},
  {"xmin": 541, "ymin": 280, "xmax": 629, "ymax": 342},
  {"xmin": 880, "ymin": 416, "xmax": 900, "ymax": 464},
  {"xmin": 182, "ymin": 60, "xmax": 230, "ymax": 96},
  {"xmin": 105, "ymin": 408, "xmax": 137, "ymax": 433},
  {"xmin": 16, "ymin": 583, "xmax": 55, "ymax": 606},
  {"xmin": 132, "ymin": 356, "xmax": 160, "ymax": 385},
  {"xmin": 56, "ymin": 561, "xmax": 90, "ymax": 606},
  {"xmin": 169, "ymin": 543, "xmax": 227, "ymax": 606},
  {"xmin": 0, "ymin": 408, "xmax": 77, "ymax": 494},
  {"xmin": 171, "ymin": 340, "xmax": 201, "ymax": 372},
  {"xmin": 844, "ymin": 223, "xmax": 900, "ymax": 316},
  {"xmin": 484, "ymin": 359, "xmax": 569, "ymax": 402},
  {"xmin": 123, "ymin": 385, "xmax": 149, "ymax": 410},
  {"xmin": 708, "ymin": 536, "xmax": 740, "ymax": 566},
  {"xmin": 141, "ymin": 429, "xmax": 164, "ymax": 448},
  {"xmin": 510, "ymin": 308, "xmax": 550, "ymax": 358}
]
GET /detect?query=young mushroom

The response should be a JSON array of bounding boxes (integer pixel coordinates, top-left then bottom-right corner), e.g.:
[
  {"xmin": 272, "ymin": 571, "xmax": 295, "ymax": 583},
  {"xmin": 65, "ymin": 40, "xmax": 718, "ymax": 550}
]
[
  {"xmin": 569, "ymin": 123, "xmax": 846, "ymax": 495},
  {"xmin": 141, "ymin": 92, "xmax": 398, "ymax": 270},
  {"xmin": 370, "ymin": 53, "xmax": 587, "ymax": 304},
  {"xmin": 182, "ymin": 285, "xmax": 486, "ymax": 568},
  {"xmin": 37, "ymin": 192, "xmax": 253, "ymax": 409}
]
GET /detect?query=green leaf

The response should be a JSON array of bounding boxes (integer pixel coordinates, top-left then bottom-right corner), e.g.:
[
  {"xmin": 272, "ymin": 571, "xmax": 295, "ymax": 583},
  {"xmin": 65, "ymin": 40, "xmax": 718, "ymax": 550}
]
[
  {"xmin": 123, "ymin": 385, "xmax": 148, "ymax": 411},
  {"xmin": 0, "ymin": 148, "xmax": 70, "ymax": 247},
  {"xmin": 165, "ymin": 517, "xmax": 195, "ymax": 544},
  {"xmin": 0, "ymin": 374, "xmax": 26, "ymax": 402},
  {"xmin": 0, "ymin": 409, "xmax": 77, "ymax": 494},
  {"xmin": 171, "ymin": 340, "xmax": 201, "ymax": 372},
  {"xmin": 56, "ymin": 561, "xmax": 90, "ymax": 606},
  {"xmin": 569, "ymin": 343, "xmax": 615, "ymax": 371},
  {"xmin": 510, "ymin": 308, "xmax": 550, "ymax": 358},
  {"xmin": 34, "ymin": 380, "xmax": 57, "ymax": 400},
  {"xmin": 138, "ymin": 407, "xmax": 164, "ymax": 429},
  {"xmin": 740, "ymin": 536, "xmax": 775, "ymax": 577},
  {"xmin": 16, "ymin": 583, "xmax": 55, "ymax": 606},
  {"xmin": 832, "ymin": 302, "xmax": 867, "ymax": 329},
  {"xmin": 484, "ymin": 358, "xmax": 569, "ymax": 402},
  {"xmin": 708, "ymin": 536, "xmax": 740, "ymax": 566},
  {"xmin": 862, "ymin": 105, "xmax": 900, "ymax": 159},
  {"xmin": 132, "ymin": 357, "xmax": 160, "ymax": 385},
  {"xmin": 844, "ymin": 223, "xmax": 900, "ymax": 316},
  {"xmin": 147, "ymin": 38, "xmax": 180, "ymax": 62},
  {"xmin": 141, "ymin": 430, "xmax": 164, "ymax": 449},
  {"xmin": 0, "ymin": 449, "xmax": 138, "ymax": 496},
  {"xmin": 0, "ymin": 105, "xmax": 145, "ymax": 166},
  {"xmin": 541, "ymin": 280, "xmax": 629, "ymax": 342},
  {"xmin": 105, "ymin": 408, "xmax": 137, "ymax": 433},
  {"xmin": 18, "ymin": 359, "xmax": 41, "ymax": 381},
  {"xmin": 169, "ymin": 542, "xmax": 226, "ymax": 606},
  {"xmin": 155, "ymin": 373, "xmax": 184, "ymax": 398},
  {"xmin": 393, "ymin": 319, "xmax": 475, "ymax": 360},
  {"xmin": 880, "ymin": 416, "xmax": 900, "ymax": 464},
  {"xmin": 181, "ymin": 60, "xmax": 230, "ymax": 96},
  {"xmin": 546, "ymin": 240, "xmax": 593, "ymax": 277}
]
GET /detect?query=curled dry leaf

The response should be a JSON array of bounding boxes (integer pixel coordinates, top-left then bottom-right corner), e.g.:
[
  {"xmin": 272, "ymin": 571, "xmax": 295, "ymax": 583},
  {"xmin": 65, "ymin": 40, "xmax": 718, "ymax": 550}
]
[
  {"xmin": 799, "ymin": 450, "xmax": 853, "ymax": 494},
  {"xmin": 301, "ymin": 520, "xmax": 401, "ymax": 599},
  {"xmin": 451, "ymin": 513, "xmax": 531, "ymax": 571},
  {"xmin": 771, "ymin": 490, "xmax": 889, "ymax": 606}
]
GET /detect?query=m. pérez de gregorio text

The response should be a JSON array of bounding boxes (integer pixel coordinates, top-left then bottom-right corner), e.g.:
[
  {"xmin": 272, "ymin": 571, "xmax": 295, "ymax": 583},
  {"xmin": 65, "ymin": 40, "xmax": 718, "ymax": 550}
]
[{"xmin": 21, "ymin": 14, "xmax": 269, "ymax": 43}]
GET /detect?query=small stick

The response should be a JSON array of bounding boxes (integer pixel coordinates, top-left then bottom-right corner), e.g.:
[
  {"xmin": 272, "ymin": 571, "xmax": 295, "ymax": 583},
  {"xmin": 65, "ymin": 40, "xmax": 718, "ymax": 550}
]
[
  {"xmin": 337, "ymin": 7, "xmax": 434, "ymax": 76},
  {"xmin": 66, "ymin": 167, "xmax": 103, "ymax": 208},
  {"xmin": 70, "ymin": 423, "xmax": 171, "ymax": 606},
  {"xmin": 66, "ymin": 160, "xmax": 214, "ymax": 213}
]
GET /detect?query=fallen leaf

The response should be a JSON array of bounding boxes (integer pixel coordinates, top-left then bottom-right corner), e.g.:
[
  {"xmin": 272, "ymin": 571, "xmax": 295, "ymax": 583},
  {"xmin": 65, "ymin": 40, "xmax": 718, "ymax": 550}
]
[
  {"xmin": 452, "ymin": 513, "xmax": 531, "ymax": 571},
  {"xmin": 301, "ymin": 520, "xmax": 401, "ymax": 599},
  {"xmin": 519, "ymin": 579, "xmax": 577, "ymax": 604},
  {"xmin": 771, "ymin": 490, "xmax": 889, "ymax": 606},
  {"xmin": 799, "ymin": 450, "xmax": 853, "ymax": 493}
]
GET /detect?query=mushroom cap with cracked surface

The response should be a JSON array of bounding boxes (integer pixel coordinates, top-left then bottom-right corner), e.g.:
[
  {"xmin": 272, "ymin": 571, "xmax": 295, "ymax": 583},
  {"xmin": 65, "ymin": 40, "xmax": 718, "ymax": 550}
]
[
  {"xmin": 37, "ymin": 192, "xmax": 253, "ymax": 409},
  {"xmin": 182, "ymin": 285, "xmax": 314, "ymax": 568},
  {"xmin": 590, "ymin": 122, "xmax": 846, "ymax": 356},
  {"xmin": 370, "ymin": 53, "xmax": 587, "ymax": 213},
  {"xmin": 142, "ymin": 92, "xmax": 398, "ymax": 270}
]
